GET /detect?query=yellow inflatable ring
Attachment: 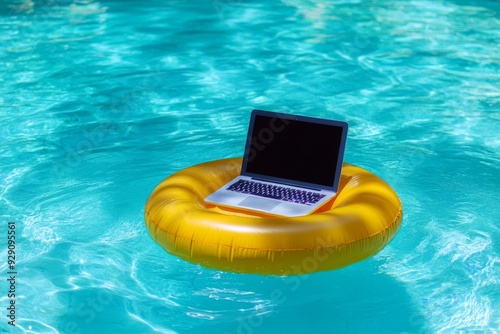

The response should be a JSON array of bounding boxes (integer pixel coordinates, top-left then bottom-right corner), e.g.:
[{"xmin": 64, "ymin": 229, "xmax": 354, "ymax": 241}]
[{"xmin": 144, "ymin": 158, "xmax": 402, "ymax": 275}]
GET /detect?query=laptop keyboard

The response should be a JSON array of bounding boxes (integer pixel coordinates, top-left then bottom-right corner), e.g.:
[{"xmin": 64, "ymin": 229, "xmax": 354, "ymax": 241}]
[{"xmin": 227, "ymin": 179, "xmax": 326, "ymax": 206}]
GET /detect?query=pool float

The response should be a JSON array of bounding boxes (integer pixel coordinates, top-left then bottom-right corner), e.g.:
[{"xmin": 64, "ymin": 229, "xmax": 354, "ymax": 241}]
[{"xmin": 144, "ymin": 158, "xmax": 402, "ymax": 275}]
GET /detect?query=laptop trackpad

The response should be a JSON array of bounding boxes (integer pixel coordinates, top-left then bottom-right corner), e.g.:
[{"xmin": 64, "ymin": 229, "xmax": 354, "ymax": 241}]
[{"xmin": 239, "ymin": 197, "xmax": 280, "ymax": 210}]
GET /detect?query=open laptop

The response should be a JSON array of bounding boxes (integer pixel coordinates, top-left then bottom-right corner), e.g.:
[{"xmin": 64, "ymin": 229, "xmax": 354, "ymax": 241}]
[{"xmin": 204, "ymin": 109, "xmax": 348, "ymax": 217}]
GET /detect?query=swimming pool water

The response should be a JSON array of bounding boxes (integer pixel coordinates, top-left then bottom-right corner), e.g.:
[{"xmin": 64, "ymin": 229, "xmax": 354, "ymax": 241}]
[{"xmin": 1, "ymin": 0, "xmax": 499, "ymax": 333}]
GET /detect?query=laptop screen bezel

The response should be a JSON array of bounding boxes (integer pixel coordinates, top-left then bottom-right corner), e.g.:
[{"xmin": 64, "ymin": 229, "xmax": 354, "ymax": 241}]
[{"xmin": 241, "ymin": 109, "xmax": 348, "ymax": 192}]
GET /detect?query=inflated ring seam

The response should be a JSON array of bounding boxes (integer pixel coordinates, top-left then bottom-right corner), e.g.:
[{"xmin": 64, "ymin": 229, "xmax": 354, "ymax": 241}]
[{"xmin": 145, "ymin": 204, "xmax": 402, "ymax": 252}]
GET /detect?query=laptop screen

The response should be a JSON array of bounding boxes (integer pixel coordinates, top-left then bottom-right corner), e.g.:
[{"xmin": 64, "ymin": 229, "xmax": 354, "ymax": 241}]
[{"xmin": 242, "ymin": 110, "xmax": 348, "ymax": 191}]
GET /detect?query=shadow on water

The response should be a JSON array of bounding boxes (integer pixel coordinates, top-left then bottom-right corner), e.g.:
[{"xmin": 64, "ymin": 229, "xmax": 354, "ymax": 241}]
[
  {"xmin": 43, "ymin": 243, "xmax": 427, "ymax": 334},
  {"xmin": 49, "ymin": 262, "xmax": 427, "ymax": 334},
  {"xmin": 192, "ymin": 263, "xmax": 428, "ymax": 334}
]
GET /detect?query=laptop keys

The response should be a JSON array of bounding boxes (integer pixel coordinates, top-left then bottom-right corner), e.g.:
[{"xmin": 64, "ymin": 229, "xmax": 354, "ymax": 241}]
[{"xmin": 227, "ymin": 180, "xmax": 326, "ymax": 205}]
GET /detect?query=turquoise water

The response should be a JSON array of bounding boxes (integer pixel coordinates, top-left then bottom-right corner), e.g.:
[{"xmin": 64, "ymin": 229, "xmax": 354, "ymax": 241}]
[{"xmin": 1, "ymin": 0, "xmax": 499, "ymax": 332}]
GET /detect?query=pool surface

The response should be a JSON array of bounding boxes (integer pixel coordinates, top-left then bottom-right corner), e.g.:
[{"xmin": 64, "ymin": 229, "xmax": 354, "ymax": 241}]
[{"xmin": 1, "ymin": 0, "xmax": 499, "ymax": 333}]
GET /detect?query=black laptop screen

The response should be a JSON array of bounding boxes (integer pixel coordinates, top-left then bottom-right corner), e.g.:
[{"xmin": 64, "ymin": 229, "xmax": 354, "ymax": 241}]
[{"xmin": 243, "ymin": 112, "xmax": 347, "ymax": 189}]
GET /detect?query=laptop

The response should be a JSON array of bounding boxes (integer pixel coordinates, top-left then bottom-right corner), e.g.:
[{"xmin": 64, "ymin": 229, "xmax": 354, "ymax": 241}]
[{"xmin": 204, "ymin": 109, "xmax": 348, "ymax": 217}]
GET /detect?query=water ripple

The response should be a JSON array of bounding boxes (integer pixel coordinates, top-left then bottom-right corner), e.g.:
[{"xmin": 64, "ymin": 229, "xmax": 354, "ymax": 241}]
[{"xmin": 2, "ymin": 0, "xmax": 499, "ymax": 332}]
